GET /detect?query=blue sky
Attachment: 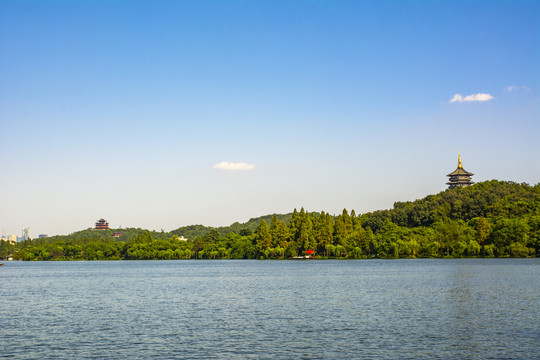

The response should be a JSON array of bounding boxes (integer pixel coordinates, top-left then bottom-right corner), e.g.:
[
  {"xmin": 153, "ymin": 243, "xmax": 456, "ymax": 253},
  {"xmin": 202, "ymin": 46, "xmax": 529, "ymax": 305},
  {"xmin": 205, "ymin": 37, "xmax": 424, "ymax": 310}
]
[{"xmin": 1, "ymin": 0, "xmax": 539, "ymax": 236}]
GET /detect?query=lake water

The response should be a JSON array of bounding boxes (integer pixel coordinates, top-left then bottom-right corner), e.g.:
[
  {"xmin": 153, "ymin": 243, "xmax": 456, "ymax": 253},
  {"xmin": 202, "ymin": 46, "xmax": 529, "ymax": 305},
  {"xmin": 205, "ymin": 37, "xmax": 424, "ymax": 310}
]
[{"xmin": 1, "ymin": 259, "xmax": 539, "ymax": 359}]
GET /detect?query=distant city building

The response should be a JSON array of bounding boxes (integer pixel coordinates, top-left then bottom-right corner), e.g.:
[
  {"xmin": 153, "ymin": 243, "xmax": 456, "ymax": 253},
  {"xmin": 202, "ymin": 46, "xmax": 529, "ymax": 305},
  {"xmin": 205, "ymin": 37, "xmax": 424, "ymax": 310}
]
[
  {"xmin": 447, "ymin": 154, "xmax": 474, "ymax": 189},
  {"xmin": 7, "ymin": 235, "xmax": 17, "ymax": 245},
  {"xmin": 22, "ymin": 227, "xmax": 30, "ymax": 241},
  {"xmin": 39, "ymin": 234, "xmax": 48, "ymax": 239},
  {"xmin": 95, "ymin": 218, "xmax": 110, "ymax": 230}
]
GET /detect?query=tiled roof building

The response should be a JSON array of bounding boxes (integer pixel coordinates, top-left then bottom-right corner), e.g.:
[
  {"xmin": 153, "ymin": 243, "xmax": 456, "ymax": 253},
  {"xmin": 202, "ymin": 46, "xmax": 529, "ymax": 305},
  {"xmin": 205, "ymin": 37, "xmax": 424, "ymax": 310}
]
[
  {"xmin": 447, "ymin": 154, "xmax": 474, "ymax": 189},
  {"xmin": 95, "ymin": 218, "xmax": 109, "ymax": 230}
]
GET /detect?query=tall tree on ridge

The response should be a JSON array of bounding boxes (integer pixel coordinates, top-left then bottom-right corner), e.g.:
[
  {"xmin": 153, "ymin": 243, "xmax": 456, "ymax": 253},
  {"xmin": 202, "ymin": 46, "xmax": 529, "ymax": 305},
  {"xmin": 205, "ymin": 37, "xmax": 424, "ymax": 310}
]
[{"xmin": 255, "ymin": 220, "xmax": 272, "ymax": 254}]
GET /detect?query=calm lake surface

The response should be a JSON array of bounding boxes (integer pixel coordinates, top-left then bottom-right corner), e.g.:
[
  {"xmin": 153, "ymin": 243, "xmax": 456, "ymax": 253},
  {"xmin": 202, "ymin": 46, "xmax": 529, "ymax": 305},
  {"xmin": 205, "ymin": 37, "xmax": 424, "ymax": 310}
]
[{"xmin": 1, "ymin": 259, "xmax": 539, "ymax": 359}]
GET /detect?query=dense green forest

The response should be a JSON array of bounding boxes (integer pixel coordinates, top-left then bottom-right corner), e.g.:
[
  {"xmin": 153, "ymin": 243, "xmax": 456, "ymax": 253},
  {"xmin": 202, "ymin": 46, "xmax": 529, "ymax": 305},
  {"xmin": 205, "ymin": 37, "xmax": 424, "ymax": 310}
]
[{"xmin": 2, "ymin": 180, "xmax": 539, "ymax": 261}]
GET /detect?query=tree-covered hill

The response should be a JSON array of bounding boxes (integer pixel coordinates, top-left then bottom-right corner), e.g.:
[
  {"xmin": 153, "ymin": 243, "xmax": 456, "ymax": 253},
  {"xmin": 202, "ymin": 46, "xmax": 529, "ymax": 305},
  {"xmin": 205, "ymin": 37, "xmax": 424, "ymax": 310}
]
[
  {"xmin": 359, "ymin": 180, "xmax": 539, "ymax": 258},
  {"xmin": 3, "ymin": 180, "xmax": 538, "ymax": 260},
  {"xmin": 364, "ymin": 180, "xmax": 539, "ymax": 232}
]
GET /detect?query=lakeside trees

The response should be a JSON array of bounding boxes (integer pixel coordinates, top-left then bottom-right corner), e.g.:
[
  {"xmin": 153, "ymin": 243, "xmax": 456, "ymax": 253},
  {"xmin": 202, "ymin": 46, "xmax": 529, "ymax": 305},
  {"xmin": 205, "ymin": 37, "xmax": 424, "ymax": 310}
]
[{"xmin": 8, "ymin": 180, "xmax": 540, "ymax": 261}]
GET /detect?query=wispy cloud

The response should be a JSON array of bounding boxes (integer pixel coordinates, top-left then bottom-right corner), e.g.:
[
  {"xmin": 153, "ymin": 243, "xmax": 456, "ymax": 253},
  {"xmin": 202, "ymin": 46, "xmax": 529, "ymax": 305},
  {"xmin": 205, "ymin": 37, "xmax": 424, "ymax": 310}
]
[
  {"xmin": 450, "ymin": 93, "xmax": 494, "ymax": 103},
  {"xmin": 213, "ymin": 161, "xmax": 255, "ymax": 171},
  {"xmin": 506, "ymin": 85, "xmax": 530, "ymax": 92}
]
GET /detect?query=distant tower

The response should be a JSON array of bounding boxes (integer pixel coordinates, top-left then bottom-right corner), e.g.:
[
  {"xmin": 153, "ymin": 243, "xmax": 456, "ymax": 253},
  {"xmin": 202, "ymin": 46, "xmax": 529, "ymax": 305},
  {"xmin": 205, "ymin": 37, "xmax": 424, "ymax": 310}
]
[
  {"xmin": 447, "ymin": 153, "xmax": 474, "ymax": 189},
  {"xmin": 22, "ymin": 228, "xmax": 30, "ymax": 241},
  {"xmin": 95, "ymin": 218, "xmax": 110, "ymax": 230}
]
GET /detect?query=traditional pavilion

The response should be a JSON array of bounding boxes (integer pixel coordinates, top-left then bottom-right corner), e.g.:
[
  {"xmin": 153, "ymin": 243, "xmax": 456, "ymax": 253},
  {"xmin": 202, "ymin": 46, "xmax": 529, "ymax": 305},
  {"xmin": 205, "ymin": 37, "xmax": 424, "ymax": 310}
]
[
  {"xmin": 95, "ymin": 218, "xmax": 110, "ymax": 230},
  {"xmin": 447, "ymin": 154, "xmax": 474, "ymax": 189}
]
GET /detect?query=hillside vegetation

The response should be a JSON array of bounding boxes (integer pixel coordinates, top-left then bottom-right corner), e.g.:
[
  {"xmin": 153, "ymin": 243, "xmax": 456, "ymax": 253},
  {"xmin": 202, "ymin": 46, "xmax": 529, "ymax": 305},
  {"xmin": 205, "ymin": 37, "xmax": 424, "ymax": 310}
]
[{"xmin": 3, "ymin": 180, "xmax": 539, "ymax": 260}]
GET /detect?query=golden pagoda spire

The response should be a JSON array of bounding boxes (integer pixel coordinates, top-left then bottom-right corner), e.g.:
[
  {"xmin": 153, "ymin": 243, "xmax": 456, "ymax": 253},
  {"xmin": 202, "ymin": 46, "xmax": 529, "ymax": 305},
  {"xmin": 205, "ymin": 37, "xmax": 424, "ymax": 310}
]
[{"xmin": 458, "ymin": 152, "xmax": 462, "ymax": 169}]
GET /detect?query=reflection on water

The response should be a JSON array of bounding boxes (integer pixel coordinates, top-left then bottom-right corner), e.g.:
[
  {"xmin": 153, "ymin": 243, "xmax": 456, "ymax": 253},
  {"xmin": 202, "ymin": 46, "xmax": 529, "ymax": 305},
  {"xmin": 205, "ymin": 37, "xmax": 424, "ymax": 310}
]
[{"xmin": 1, "ymin": 259, "xmax": 539, "ymax": 359}]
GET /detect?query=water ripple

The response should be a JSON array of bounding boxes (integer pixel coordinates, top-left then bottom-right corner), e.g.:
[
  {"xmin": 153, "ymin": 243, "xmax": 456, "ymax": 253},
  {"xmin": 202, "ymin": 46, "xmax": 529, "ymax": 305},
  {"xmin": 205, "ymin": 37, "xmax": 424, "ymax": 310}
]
[{"xmin": 1, "ymin": 259, "xmax": 539, "ymax": 359}]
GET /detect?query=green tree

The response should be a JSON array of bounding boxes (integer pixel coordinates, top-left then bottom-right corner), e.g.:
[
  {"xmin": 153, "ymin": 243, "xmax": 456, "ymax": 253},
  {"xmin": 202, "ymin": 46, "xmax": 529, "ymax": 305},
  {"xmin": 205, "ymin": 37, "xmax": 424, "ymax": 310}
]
[
  {"xmin": 433, "ymin": 219, "xmax": 474, "ymax": 256},
  {"xmin": 270, "ymin": 215, "xmax": 289, "ymax": 248},
  {"xmin": 288, "ymin": 208, "xmax": 301, "ymax": 242},
  {"xmin": 203, "ymin": 229, "xmax": 220, "ymax": 244},
  {"xmin": 509, "ymin": 242, "xmax": 529, "ymax": 257},
  {"xmin": 474, "ymin": 217, "xmax": 491, "ymax": 244},
  {"xmin": 313, "ymin": 212, "xmax": 334, "ymax": 255},
  {"xmin": 491, "ymin": 218, "xmax": 529, "ymax": 256},
  {"xmin": 467, "ymin": 240, "xmax": 481, "ymax": 256},
  {"xmin": 325, "ymin": 244, "xmax": 336, "ymax": 257},
  {"xmin": 298, "ymin": 211, "xmax": 314, "ymax": 252},
  {"xmin": 255, "ymin": 220, "xmax": 272, "ymax": 255}
]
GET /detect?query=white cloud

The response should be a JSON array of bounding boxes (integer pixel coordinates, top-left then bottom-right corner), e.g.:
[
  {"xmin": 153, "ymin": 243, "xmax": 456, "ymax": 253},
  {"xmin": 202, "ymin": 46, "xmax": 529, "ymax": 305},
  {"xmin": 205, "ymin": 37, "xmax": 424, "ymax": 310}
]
[
  {"xmin": 213, "ymin": 161, "xmax": 255, "ymax": 171},
  {"xmin": 449, "ymin": 93, "xmax": 494, "ymax": 103},
  {"xmin": 506, "ymin": 85, "xmax": 530, "ymax": 92},
  {"xmin": 449, "ymin": 94, "xmax": 464, "ymax": 103}
]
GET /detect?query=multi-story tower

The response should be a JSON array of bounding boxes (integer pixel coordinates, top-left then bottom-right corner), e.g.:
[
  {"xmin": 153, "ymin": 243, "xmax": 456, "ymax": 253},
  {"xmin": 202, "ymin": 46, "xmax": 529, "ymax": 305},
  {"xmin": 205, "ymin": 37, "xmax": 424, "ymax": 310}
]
[
  {"xmin": 22, "ymin": 228, "xmax": 30, "ymax": 241},
  {"xmin": 95, "ymin": 219, "xmax": 110, "ymax": 230},
  {"xmin": 447, "ymin": 154, "xmax": 474, "ymax": 189}
]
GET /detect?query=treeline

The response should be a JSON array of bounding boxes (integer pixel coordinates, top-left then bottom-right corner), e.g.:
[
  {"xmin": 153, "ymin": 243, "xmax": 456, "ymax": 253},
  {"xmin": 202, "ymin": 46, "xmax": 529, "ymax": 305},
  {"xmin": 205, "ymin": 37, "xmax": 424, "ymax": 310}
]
[
  {"xmin": 5, "ymin": 180, "xmax": 539, "ymax": 261},
  {"xmin": 169, "ymin": 213, "xmax": 292, "ymax": 238}
]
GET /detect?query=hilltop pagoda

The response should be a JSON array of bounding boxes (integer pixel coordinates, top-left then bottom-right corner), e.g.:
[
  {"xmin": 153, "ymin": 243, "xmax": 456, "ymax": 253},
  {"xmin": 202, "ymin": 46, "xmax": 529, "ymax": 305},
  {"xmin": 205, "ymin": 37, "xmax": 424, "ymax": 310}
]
[
  {"xmin": 95, "ymin": 218, "xmax": 109, "ymax": 230},
  {"xmin": 447, "ymin": 154, "xmax": 474, "ymax": 189}
]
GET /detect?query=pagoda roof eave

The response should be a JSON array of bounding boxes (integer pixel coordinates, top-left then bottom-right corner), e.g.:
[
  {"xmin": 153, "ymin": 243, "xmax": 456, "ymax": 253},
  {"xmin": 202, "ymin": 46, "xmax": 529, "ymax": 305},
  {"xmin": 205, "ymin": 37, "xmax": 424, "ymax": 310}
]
[{"xmin": 447, "ymin": 167, "xmax": 474, "ymax": 176}]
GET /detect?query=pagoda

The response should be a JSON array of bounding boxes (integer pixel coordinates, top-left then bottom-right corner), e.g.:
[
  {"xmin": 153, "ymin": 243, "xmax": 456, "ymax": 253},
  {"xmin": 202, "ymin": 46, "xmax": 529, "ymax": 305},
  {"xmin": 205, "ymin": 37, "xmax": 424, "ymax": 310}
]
[
  {"xmin": 447, "ymin": 154, "xmax": 474, "ymax": 189},
  {"xmin": 95, "ymin": 218, "xmax": 110, "ymax": 230}
]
